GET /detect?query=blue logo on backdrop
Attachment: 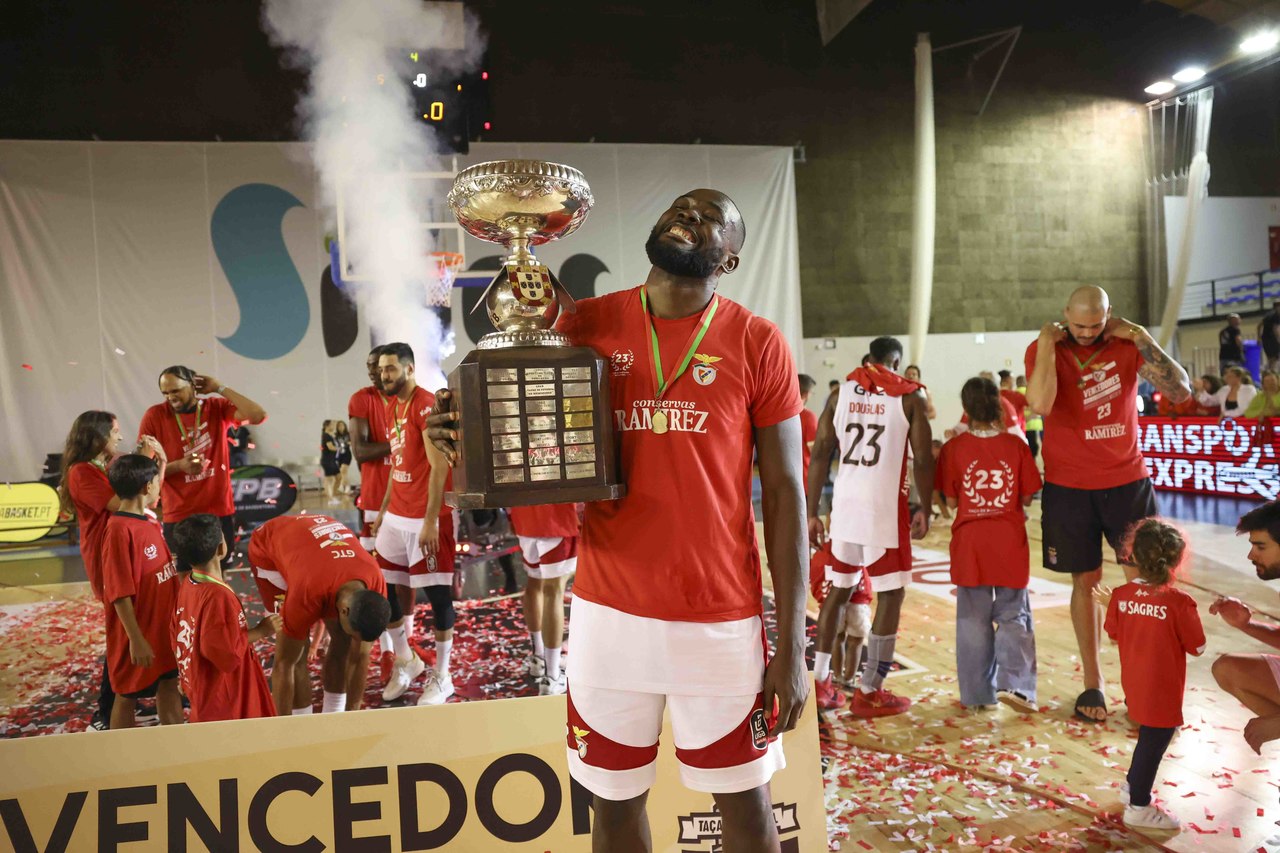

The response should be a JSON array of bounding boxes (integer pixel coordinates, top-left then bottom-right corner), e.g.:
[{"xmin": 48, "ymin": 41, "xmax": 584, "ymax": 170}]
[{"xmin": 211, "ymin": 183, "xmax": 310, "ymax": 360}]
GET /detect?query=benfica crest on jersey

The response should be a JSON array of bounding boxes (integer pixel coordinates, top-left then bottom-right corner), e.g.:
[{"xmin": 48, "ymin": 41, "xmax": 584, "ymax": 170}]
[{"xmin": 508, "ymin": 266, "xmax": 554, "ymax": 307}]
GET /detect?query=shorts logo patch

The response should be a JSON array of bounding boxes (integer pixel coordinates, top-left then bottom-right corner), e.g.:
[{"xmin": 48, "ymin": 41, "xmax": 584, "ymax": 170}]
[
  {"xmin": 571, "ymin": 725, "xmax": 590, "ymax": 759},
  {"xmin": 749, "ymin": 709, "xmax": 769, "ymax": 750},
  {"xmin": 1047, "ymin": 546, "xmax": 1057, "ymax": 566}
]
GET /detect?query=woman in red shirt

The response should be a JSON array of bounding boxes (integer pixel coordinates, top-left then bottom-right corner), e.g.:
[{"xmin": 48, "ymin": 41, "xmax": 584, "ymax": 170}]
[{"xmin": 58, "ymin": 411, "xmax": 164, "ymax": 730}]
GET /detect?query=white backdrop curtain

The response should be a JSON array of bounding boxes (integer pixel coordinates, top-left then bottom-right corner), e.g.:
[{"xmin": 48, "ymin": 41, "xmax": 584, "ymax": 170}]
[{"xmin": 0, "ymin": 141, "xmax": 802, "ymax": 480}]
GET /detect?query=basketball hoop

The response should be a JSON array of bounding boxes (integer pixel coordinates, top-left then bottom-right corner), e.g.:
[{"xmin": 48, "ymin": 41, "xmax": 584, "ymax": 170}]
[{"xmin": 427, "ymin": 251, "xmax": 464, "ymax": 307}]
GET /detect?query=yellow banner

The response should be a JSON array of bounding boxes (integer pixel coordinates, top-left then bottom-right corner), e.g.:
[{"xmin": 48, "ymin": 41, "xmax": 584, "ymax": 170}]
[
  {"xmin": 0, "ymin": 690, "xmax": 825, "ymax": 851},
  {"xmin": 0, "ymin": 482, "xmax": 60, "ymax": 544}
]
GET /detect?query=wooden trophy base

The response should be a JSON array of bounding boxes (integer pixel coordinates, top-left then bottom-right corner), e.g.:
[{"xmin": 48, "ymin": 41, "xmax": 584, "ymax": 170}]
[{"xmin": 444, "ymin": 345, "xmax": 626, "ymax": 510}]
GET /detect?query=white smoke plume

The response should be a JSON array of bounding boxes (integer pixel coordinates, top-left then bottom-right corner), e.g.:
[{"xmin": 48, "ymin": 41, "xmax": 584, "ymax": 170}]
[{"xmin": 262, "ymin": 0, "xmax": 484, "ymax": 389}]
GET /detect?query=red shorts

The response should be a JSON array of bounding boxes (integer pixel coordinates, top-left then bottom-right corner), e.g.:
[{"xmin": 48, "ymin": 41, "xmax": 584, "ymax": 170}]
[{"xmin": 810, "ymin": 543, "xmax": 872, "ymax": 603}]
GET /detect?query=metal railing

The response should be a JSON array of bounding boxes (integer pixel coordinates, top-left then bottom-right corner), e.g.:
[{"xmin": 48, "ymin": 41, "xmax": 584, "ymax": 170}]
[{"xmin": 1179, "ymin": 267, "xmax": 1280, "ymax": 322}]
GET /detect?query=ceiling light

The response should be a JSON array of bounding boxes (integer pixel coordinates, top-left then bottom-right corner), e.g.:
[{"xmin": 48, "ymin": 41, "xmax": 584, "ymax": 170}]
[
  {"xmin": 1240, "ymin": 31, "xmax": 1280, "ymax": 54},
  {"xmin": 1172, "ymin": 67, "xmax": 1205, "ymax": 83},
  {"xmin": 1144, "ymin": 80, "xmax": 1176, "ymax": 95}
]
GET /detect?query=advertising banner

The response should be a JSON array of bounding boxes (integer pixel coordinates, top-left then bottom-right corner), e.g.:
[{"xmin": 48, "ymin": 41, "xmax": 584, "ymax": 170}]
[
  {"xmin": 0, "ymin": 482, "xmax": 61, "ymax": 544},
  {"xmin": 1140, "ymin": 416, "xmax": 1278, "ymax": 500},
  {"xmin": 231, "ymin": 465, "xmax": 298, "ymax": 532},
  {"xmin": 0, "ymin": 691, "xmax": 825, "ymax": 852}
]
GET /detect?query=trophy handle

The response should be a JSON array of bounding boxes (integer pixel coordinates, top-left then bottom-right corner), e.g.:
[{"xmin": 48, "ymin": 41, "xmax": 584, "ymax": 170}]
[
  {"xmin": 468, "ymin": 269, "xmax": 507, "ymax": 316},
  {"xmin": 547, "ymin": 269, "xmax": 578, "ymax": 315}
]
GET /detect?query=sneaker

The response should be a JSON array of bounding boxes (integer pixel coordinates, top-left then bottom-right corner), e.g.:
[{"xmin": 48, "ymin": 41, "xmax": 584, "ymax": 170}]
[
  {"xmin": 1123, "ymin": 803, "xmax": 1180, "ymax": 830},
  {"xmin": 417, "ymin": 670, "xmax": 455, "ymax": 705},
  {"xmin": 382, "ymin": 655, "xmax": 425, "ymax": 701},
  {"xmin": 87, "ymin": 712, "xmax": 108, "ymax": 732},
  {"xmin": 1119, "ymin": 782, "xmax": 1130, "ymax": 806},
  {"xmin": 997, "ymin": 690, "xmax": 1038, "ymax": 714},
  {"xmin": 815, "ymin": 676, "xmax": 847, "ymax": 711},
  {"xmin": 134, "ymin": 703, "xmax": 158, "ymax": 722},
  {"xmin": 538, "ymin": 673, "xmax": 567, "ymax": 696},
  {"xmin": 850, "ymin": 687, "xmax": 911, "ymax": 718},
  {"xmin": 527, "ymin": 653, "xmax": 546, "ymax": 679},
  {"xmin": 379, "ymin": 650, "xmax": 395, "ymax": 684}
]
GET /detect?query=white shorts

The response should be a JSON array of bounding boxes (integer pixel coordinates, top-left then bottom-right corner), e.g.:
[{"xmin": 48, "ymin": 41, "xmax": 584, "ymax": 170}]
[
  {"xmin": 518, "ymin": 535, "xmax": 578, "ymax": 580},
  {"xmin": 567, "ymin": 597, "xmax": 764, "ymax": 697},
  {"xmin": 831, "ymin": 538, "xmax": 913, "ymax": 594},
  {"xmin": 843, "ymin": 602, "xmax": 872, "ymax": 637},
  {"xmin": 374, "ymin": 512, "xmax": 455, "ymax": 588},
  {"xmin": 566, "ymin": 683, "xmax": 785, "ymax": 800},
  {"xmin": 825, "ymin": 565, "xmax": 865, "ymax": 590}
]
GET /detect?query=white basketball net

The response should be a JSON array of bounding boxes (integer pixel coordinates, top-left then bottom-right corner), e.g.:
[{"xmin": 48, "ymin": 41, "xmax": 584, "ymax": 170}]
[{"xmin": 426, "ymin": 253, "xmax": 462, "ymax": 307}]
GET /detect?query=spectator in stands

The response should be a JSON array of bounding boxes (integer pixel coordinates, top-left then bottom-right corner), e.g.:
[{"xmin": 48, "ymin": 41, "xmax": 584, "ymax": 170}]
[
  {"xmin": 1209, "ymin": 366, "xmax": 1256, "ymax": 422},
  {"xmin": 1259, "ymin": 302, "xmax": 1280, "ymax": 372},
  {"xmin": 1193, "ymin": 374, "xmax": 1223, "ymax": 417},
  {"xmin": 1244, "ymin": 371, "xmax": 1280, "ymax": 419},
  {"xmin": 1220, "ymin": 313, "xmax": 1245, "ymax": 370}
]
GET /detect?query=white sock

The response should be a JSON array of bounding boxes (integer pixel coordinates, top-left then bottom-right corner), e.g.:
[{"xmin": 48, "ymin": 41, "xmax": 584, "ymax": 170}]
[
  {"xmin": 404, "ymin": 613, "xmax": 415, "ymax": 642},
  {"xmin": 436, "ymin": 638, "xmax": 452, "ymax": 677},
  {"xmin": 530, "ymin": 632, "xmax": 545, "ymax": 656},
  {"xmin": 391, "ymin": 623, "xmax": 411, "ymax": 660},
  {"xmin": 544, "ymin": 646, "xmax": 562, "ymax": 679},
  {"xmin": 814, "ymin": 651, "xmax": 832, "ymax": 682},
  {"xmin": 322, "ymin": 691, "xmax": 346, "ymax": 713},
  {"xmin": 292, "ymin": 706, "xmax": 313, "ymax": 716},
  {"xmin": 379, "ymin": 631, "xmax": 393, "ymax": 652}
]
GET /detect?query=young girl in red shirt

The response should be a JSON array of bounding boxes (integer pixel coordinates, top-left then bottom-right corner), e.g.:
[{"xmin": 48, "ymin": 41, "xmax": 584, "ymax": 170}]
[{"xmin": 1102, "ymin": 518, "xmax": 1206, "ymax": 831}]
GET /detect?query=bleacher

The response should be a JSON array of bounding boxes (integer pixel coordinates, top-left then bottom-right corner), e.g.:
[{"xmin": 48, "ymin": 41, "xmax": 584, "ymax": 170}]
[{"xmin": 1180, "ymin": 267, "xmax": 1280, "ymax": 321}]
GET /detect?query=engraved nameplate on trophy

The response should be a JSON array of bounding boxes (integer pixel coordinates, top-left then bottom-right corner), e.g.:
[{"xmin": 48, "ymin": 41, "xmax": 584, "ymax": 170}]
[{"xmin": 443, "ymin": 160, "xmax": 626, "ymax": 509}]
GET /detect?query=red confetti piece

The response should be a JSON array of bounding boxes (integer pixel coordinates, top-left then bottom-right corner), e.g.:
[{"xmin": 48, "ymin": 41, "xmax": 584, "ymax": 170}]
[{"xmin": 21, "ymin": 363, "xmax": 33, "ymax": 370}]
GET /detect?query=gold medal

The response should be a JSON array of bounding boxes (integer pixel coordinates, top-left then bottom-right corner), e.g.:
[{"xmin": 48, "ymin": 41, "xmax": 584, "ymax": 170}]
[{"xmin": 651, "ymin": 410, "xmax": 669, "ymax": 434}]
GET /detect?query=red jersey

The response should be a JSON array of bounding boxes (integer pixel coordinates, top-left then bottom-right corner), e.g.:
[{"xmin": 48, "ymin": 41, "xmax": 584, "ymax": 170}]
[
  {"xmin": 100, "ymin": 512, "xmax": 180, "ymax": 694},
  {"xmin": 1104, "ymin": 580, "xmax": 1205, "ymax": 727},
  {"xmin": 173, "ymin": 575, "xmax": 275, "ymax": 722},
  {"xmin": 138, "ymin": 396, "xmax": 237, "ymax": 521},
  {"xmin": 509, "ymin": 503, "xmax": 581, "ymax": 539},
  {"xmin": 937, "ymin": 432, "xmax": 1041, "ymax": 588},
  {"xmin": 1000, "ymin": 389, "xmax": 1028, "ymax": 431},
  {"xmin": 385, "ymin": 386, "xmax": 451, "ymax": 518},
  {"xmin": 67, "ymin": 462, "xmax": 116, "ymax": 601},
  {"xmin": 347, "ymin": 386, "xmax": 392, "ymax": 511},
  {"xmin": 800, "ymin": 407, "xmax": 819, "ymax": 489},
  {"xmin": 247, "ymin": 514, "xmax": 386, "ymax": 640},
  {"xmin": 1024, "ymin": 338, "xmax": 1146, "ymax": 489},
  {"xmin": 556, "ymin": 288, "xmax": 802, "ymax": 623}
]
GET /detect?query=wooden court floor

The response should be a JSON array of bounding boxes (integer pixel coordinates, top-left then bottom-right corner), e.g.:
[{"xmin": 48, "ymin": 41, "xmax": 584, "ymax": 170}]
[
  {"xmin": 3, "ymin": 492, "xmax": 1279, "ymax": 850},
  {"xmin": 791, "ymin": 501, "xmax": 1280, "ymax": 852}
]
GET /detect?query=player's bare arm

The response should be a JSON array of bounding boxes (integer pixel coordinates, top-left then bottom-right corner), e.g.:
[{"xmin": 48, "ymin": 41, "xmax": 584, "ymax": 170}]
[
  {"xmin": 1026, "ymin": 321, "xmax": 1065, "ymax": 415},
  {"xmin": 904, "ymin": 390, "xmax": 934, "ymax": 539},
  {"xmin": 350, "ymin": 416, "xmax": 390, "ymax": 465},
  {"xmin": 422, "ymin": 433, "xmax": 448, "ymax": 555},
  {"xmin": 193, "ymin": 374, "xmax": 268, "ymax": 424},
  {"xmin": 1210, "ymin": 597, "xmax": 1280, "ymax": 649},
  {"xmin": 1109, "ymin": 319, "xmax": 1191, "ymax": 403},
  {"xmin": 805, "ymin": 389, "xmax": 840, "ymax": 544},
  {"xmin": 756, "ymin": 416, "xmax": 811, "ymax": 736}
]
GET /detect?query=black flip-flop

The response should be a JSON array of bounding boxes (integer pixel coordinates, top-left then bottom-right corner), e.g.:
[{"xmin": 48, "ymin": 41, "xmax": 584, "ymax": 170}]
[{"xmin": 1073, "ymin": 688, "xmax": 1108, "ymax": 723}]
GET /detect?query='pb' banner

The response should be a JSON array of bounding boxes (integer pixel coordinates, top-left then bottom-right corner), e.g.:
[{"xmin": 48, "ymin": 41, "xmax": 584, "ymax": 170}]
[
  {"xmin": 0, "ymin": 690, "xmax": 825, "ymax": 851},
  {"xmin": 231, "ymin": 465, "xmax": 297, "ymax": 532}
]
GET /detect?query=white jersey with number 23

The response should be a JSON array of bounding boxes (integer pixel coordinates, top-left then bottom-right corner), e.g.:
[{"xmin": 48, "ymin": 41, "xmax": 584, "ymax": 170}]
[{"xmin": 829, "ymin": 380, "xmax": 910, "ymax": 549}]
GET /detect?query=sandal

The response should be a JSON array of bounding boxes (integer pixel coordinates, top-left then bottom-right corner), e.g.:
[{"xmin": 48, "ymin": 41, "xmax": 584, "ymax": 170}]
[{"xmin": 1073, "ymin": 688, "xmax": 1108, "ymax": 723}]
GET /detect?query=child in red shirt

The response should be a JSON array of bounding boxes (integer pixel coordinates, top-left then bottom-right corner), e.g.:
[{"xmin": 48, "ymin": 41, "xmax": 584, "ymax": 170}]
[
  {"xmin": 810, "ymin": 544, "xmax": 872, "ymax": 690},
  {"xmin": 100, "ymin": 454, "xmax": 182, "ymax": 729},
  {"xmin": 936, "ymin": 378, "xmax": 1042, "ymax": 713},
  {"xmin": 1103, "ymin": 518, "xmax": 1206, "ymax": 831},
  {"xmin": 172, "ymin": 514, "xmax": 280, "ymax": 722}
]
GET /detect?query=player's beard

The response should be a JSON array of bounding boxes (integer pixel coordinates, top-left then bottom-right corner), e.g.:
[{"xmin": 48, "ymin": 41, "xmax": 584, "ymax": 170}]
[
  {"xmin": 644, "ymin": 227, "xmax": 721, "ymax": 279},
  {"xmin": 1256, "ymin": 559, "xmax": 1280, "ymax": 581},
  {"xmin": 383, "ymin": 376, "xmax": 406, "ymax": 397}
]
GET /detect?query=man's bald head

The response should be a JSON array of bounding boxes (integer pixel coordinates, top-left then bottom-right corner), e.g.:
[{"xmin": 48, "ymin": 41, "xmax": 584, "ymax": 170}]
[{"xmin": 1063, "ymin": 285, "xmax": 1111, "ymax": 346}]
